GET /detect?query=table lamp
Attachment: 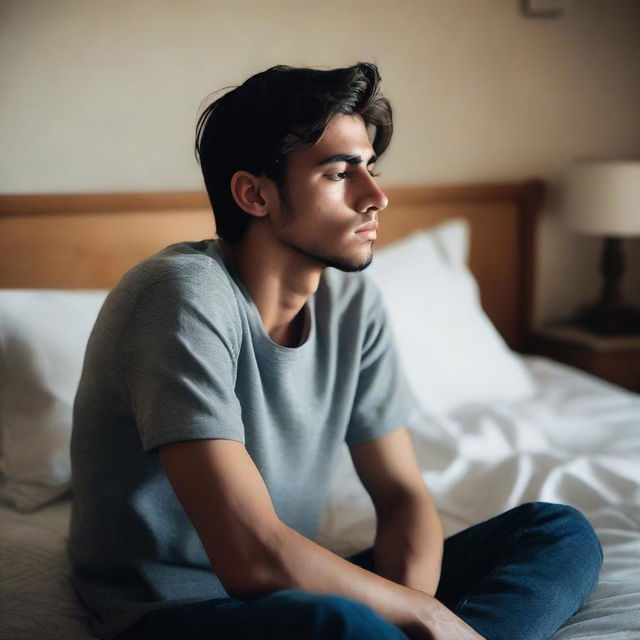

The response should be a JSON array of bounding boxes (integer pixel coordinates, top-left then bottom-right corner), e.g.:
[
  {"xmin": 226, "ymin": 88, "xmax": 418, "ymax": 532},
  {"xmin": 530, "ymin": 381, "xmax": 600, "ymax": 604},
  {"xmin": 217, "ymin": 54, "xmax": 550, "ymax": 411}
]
[{"xmin": 562, "ymin": 160, "xmax": 640, "ymax": 335}]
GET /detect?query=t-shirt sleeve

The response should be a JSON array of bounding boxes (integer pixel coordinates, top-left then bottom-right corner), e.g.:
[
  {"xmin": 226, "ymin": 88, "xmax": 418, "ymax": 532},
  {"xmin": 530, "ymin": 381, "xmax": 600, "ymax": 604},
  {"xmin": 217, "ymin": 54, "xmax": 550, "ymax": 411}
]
[
  {"xmin": 118, "ymin": 272, "xmax": 245, "ymax": 452},
  {"xmin": 345, "ymin": 284, "xmax": 414, "ymax": 446}
]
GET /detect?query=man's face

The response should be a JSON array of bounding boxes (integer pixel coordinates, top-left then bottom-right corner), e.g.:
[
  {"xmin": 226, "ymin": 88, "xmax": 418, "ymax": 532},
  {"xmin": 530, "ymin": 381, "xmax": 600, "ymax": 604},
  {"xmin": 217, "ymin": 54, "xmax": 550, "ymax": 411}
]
[{"xmin": 268, "ymin": 114, "xmax": 388, "ymax": 272}]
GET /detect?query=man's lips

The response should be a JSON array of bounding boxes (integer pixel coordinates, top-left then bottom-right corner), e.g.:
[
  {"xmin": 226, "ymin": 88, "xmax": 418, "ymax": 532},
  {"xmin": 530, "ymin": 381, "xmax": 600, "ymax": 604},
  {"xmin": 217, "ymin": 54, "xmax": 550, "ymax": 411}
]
[{"xmin": 355, "ymin": 219, "xmax": 379, "ymax": 239}]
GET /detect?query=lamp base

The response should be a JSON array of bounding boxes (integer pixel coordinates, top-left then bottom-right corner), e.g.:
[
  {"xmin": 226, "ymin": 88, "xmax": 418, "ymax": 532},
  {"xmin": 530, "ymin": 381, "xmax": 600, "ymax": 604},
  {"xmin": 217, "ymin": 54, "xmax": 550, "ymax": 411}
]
[{"xmin": 574, "ymin": 304, "xmax": 640, "ymax": 336}]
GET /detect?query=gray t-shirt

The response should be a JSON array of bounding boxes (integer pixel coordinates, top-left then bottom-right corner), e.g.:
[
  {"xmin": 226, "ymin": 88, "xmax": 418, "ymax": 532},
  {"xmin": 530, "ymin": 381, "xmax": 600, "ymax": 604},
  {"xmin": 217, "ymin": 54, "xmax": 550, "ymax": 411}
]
[{"xmin": 69, "ymin": 239, "xmax": 412, "ymax": 639}]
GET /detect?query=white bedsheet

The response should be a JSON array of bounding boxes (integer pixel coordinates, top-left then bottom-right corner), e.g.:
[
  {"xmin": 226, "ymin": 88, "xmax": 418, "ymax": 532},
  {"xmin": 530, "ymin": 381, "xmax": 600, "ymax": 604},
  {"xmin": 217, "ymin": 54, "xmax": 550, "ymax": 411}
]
[
  {"xmin": 318, "ymin": 356, "xmax": 640, "ymax": 638},
  {"xmin": 2, "ymin": 356, "xmax": 639, "ymax": 639}
]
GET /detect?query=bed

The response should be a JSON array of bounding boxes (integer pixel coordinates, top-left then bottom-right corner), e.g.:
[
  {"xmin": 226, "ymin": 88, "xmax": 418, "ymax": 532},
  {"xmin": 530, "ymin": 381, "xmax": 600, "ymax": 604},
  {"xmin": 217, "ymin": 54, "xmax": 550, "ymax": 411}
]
[{"xmin": 1, "ymin": 182, "xmax": 639, "ymax": 640}]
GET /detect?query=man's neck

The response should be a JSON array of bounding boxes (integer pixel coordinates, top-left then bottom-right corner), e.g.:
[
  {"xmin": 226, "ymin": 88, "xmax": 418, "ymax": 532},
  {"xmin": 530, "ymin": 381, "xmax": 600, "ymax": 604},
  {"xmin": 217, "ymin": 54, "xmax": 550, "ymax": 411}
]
[{"xmin": 221, "ymin": 229, "xmax": 322, "ymax": 348}]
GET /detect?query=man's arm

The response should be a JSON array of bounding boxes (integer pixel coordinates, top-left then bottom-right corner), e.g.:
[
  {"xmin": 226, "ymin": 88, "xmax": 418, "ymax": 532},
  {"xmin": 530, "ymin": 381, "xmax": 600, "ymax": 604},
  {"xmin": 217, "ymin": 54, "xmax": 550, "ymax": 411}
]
[
  {"xmin": 160, "ymin": 438, "xmax": 482, "ymax": 640},
  {"xmin": 349, "ymin": 427, "xmax": 444, "ymax": 596}
]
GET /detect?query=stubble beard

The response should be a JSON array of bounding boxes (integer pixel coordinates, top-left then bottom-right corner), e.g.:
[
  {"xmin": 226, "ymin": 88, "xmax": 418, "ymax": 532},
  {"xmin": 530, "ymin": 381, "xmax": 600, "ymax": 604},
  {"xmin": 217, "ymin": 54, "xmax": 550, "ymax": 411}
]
[
  {"xmin": 284, "ymin": 240, "xmax": 373, "ymax": 273},
  {"xmin": 277, "ymin": 187, "xmax": 374, "ymax": 273}
]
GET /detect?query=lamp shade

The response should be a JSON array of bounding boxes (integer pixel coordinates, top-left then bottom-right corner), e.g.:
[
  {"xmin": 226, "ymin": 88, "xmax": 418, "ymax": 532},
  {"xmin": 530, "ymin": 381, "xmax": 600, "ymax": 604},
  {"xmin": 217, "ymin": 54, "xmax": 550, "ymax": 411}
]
[{"xmin": 563, "ymin": 160, "xmax": 640, "ymax": 236}]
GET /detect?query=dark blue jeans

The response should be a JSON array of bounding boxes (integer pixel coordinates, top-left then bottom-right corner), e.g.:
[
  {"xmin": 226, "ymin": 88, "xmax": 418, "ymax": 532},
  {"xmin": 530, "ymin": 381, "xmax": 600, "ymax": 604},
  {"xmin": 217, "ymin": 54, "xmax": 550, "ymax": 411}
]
[{"xmin": 122, "ymin": 502, "xmax": 602, "ymax": 640}]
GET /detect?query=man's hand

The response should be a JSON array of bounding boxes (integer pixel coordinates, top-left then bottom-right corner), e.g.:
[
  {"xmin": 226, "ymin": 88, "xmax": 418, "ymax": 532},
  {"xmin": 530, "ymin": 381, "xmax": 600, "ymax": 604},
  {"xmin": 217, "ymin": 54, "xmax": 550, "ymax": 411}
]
[{"xmin": 403, "ymin": 593, "xmax": 486, "ymax": 640}]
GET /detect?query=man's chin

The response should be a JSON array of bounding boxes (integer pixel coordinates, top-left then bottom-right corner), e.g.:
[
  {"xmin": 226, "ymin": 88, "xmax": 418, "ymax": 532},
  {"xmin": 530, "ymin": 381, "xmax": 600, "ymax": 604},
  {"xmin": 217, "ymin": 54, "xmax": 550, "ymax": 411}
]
[
  {"xmin": 326, "ymin": 254, "xmax": 373, "ymax": 273},
  {"xmin": 285, "ymin": 241, "xmax": 373, "ymax": 273},
  {"xmin": 309, "ymin": 250, "xmax": 373, "ymax": 273}
]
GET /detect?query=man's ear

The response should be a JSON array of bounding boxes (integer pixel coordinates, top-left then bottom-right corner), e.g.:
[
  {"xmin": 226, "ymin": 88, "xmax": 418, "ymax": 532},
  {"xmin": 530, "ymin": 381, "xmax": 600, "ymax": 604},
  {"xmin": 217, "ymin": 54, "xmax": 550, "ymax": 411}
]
[{"xmin": 230, "ymin": 171, "xmax": 275, "ymax": 218}]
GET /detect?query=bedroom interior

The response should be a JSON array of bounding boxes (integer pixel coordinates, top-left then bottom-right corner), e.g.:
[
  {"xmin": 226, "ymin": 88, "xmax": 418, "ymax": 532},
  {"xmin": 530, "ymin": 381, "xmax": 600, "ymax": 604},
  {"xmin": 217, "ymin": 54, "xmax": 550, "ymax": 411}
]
[{"xmin": 1, "ymin": 1, "xmax": 639, "ymax": 639}]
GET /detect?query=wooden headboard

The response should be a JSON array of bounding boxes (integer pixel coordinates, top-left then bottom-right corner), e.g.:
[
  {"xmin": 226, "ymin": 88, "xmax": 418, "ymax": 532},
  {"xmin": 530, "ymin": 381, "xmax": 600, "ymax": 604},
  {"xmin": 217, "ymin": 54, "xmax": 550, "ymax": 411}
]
[{"xmin": 0, "ymin": 181, "xmax": 544, "ymax": 352}]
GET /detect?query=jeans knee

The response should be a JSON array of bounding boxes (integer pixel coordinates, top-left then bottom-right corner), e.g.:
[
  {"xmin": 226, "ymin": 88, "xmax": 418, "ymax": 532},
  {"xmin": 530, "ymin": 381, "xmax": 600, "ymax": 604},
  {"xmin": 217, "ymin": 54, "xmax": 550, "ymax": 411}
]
[
  {"xmin": 526, "ymin": 502, "xmax": 603, "ymax": 574},
  {"xmin": 272, "ymin": 590, "xmax": 403, "ymax": 640},
  {"xmin": 319, "ymin": 593, "xmax": 368, "ymax": 616},
  {"xmin": 316, "ymin": 593, "xmax": 405, "ymax": 639}
]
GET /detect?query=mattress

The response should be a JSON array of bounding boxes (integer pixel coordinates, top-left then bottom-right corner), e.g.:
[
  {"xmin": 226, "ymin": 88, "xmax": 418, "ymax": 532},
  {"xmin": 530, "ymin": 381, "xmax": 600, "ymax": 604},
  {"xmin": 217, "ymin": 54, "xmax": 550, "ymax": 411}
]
[
  {"xmin": 1, "ymin": 356, "xmax": 639, "ymax": 640},
  {"xmin": 0, "ymin": 499, "xmax": 96, "ymax": 640}
]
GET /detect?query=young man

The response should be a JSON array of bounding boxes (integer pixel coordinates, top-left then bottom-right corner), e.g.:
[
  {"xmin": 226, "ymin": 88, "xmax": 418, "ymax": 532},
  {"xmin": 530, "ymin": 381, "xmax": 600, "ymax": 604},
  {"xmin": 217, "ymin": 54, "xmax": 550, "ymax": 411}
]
[{"xmin": 69, "ymin": 63, "xmax": 602, "ymax": 640}]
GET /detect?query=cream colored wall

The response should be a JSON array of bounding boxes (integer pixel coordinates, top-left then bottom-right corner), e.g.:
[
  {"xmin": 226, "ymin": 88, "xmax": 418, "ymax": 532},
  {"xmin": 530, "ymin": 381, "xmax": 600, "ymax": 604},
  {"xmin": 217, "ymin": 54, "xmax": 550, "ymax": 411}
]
[{"xmin": 1, "ymin": 0, "xmax": 639, "ymax": 324}]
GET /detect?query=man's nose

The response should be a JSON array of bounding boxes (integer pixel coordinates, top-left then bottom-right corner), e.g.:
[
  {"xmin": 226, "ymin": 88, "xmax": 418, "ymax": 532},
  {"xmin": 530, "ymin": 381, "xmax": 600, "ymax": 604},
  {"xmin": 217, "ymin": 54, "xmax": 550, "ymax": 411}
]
[{"xmin": 358, "ymin": 172, "xmax": 388, "ymax": 214}]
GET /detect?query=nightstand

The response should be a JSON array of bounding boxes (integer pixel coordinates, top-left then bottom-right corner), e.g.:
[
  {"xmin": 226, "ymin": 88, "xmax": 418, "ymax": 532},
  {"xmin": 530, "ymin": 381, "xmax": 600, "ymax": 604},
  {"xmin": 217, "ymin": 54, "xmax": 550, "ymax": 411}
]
[{"xmin": 528, "ymin": 325, "xmax": 640, "ymax": 393}]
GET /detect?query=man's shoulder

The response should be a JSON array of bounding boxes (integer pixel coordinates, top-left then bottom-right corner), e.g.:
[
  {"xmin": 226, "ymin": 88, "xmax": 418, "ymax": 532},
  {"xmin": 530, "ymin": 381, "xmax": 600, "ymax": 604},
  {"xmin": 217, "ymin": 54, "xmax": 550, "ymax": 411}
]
[
  {"xmin": 112, "ymin": 240, "xmax": 232, "ymax": 301},
  {"xmin": 123, "ymin": 239, "xmax": 224, "ymax": 284},
  {"xmin": 102, "ymin": 240, "xmax": 242, "ymax": 332}
]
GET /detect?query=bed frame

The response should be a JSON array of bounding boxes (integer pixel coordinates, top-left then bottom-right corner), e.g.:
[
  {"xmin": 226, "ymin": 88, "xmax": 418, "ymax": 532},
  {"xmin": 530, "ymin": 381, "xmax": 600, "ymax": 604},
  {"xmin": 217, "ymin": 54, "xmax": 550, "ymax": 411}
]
[{"xmin": 0, "ymin": 181, "xmax": 544, "ymax": 352}]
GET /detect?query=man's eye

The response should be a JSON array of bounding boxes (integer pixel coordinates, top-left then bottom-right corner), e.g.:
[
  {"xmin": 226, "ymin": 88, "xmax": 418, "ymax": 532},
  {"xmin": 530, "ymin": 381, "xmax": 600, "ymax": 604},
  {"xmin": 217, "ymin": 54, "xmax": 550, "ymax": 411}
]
[{"xmin": 326, "ymin": 169, "xmax": 380, "ymax": 181}]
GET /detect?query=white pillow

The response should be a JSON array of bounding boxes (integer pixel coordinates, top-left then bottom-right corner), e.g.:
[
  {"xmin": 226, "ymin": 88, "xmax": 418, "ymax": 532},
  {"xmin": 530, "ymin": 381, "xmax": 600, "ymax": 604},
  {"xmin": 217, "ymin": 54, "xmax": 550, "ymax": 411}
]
[
  {"xmin": 366, "ymin": 219, "xmax": 536, "ymax": 415},
  {"xmin": 0, "ymin": 290, "xmax": 108, "ymax": 511}
]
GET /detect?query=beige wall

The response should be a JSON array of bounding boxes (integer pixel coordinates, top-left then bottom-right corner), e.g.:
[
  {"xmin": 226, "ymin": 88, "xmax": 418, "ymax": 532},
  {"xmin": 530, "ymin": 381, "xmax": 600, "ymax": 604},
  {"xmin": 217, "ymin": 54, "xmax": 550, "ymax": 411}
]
[{"xmin": 1, "ymin": 0, "xmax": 639, "ymax": 324}]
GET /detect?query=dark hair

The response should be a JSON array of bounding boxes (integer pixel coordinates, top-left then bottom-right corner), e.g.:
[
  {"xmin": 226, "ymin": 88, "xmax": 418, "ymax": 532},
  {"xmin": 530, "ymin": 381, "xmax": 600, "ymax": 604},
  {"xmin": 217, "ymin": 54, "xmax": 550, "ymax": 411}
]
[{"xmin": 195, "ymin": 63, "xmax": 393, "ymax": 242}]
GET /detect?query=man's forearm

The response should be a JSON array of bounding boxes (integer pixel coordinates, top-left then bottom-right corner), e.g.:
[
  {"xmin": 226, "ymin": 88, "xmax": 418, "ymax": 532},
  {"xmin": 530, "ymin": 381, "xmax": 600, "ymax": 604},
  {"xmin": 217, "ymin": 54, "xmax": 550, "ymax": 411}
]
[
  {"xmin": 373, "ymin": 489, "xmax": 444, "ymax": 596},
  {"xmin": 231, "ymin": 519, "xmax": 453, "ymax": 638}
]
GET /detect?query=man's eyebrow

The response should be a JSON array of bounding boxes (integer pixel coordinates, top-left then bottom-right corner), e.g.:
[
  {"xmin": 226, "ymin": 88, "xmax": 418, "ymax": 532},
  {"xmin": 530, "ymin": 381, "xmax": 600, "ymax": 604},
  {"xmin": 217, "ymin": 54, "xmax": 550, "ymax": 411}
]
[{"xmin": 317, "ymin": 153, "xmax": 377, "ymax": 166}]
